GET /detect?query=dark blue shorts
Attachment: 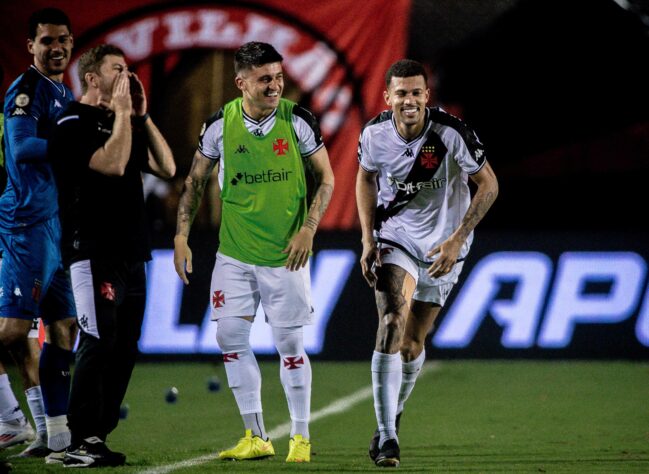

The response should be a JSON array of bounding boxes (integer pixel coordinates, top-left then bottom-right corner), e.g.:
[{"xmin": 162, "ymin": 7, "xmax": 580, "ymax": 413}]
[{"xmin": 0, "ymin": 216, "xmax": 76, "ymax": 323}]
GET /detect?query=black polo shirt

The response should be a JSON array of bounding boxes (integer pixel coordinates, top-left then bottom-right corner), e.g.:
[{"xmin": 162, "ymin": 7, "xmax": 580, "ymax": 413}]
[{"xmin": 49, "ymin": 101, "xmax": 151, "ymax": 266}]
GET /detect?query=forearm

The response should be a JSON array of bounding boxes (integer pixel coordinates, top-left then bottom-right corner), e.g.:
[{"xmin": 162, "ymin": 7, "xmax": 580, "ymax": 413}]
[
  {"xmin": 453, "ymin": 178, "xmax": 498, "ymax": 243},
  {"xmin": 303, "ymin": 180, "xmax": 333, "ymax": 234},
  {"xmin": 143, "ymin": 117, "xmax": 176, "ymax": 179},
  {"xmin": 7, "ymin": 119, "xmax": 47, "ymax": 163},
  {"xmin": 89, "ymin": 111, "xmax": 132, "ymax": 176},
  {"xmin": 355, "ymin": 174, "xmax": 378, "ymax": 242}
]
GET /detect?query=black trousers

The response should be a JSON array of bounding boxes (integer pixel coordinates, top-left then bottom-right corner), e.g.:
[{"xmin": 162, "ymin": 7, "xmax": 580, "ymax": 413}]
[{"xmin": 67, "ymin": 259, "xmax": 146, "ymax": 444}]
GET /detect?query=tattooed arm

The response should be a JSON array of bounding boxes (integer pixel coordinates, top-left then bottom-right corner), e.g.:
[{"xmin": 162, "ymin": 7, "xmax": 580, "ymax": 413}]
[
  {"xmin": 283, "ymin": 146, "xmax": 335, "ymax": 271},
  {"xmin": 174, "ymin": 150, "xmax": 218, "ymax": 284},
  {"xmin": 427, "ymin": 161, "xmax": 499, "ymax": 278}
]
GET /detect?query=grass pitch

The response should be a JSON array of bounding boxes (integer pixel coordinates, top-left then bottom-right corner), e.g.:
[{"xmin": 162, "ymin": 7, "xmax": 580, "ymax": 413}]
[{"xmin": 2, "ymin": 360, "xmax": 648, "ymax": 473}]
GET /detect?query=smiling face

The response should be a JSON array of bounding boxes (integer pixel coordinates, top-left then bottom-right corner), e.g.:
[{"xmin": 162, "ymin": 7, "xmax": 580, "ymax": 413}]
[
  {"xmin": 28, "ymin": 23, "xmax": 73, "ymax": 80},
  {"xmin": 235, "ymin": 61, "xmax": 284, "ymax": 120},
  {"xmin": 384, "ymin": 75, "xmax": 430, "ymax": 140}
]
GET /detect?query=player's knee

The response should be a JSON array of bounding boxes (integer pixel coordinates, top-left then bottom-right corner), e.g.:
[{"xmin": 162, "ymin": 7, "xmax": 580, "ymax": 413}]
[
  {"xmin": 45, "ymin": 317, "xmax": 78, "ymax": 351},
  {"xmin": 0, "ymin": 319, "xmax": 32, "ymax": 346},
  {"xmin": 272, "ymin": 325, "xmax": 304, "ymax": 355},
  {"xmin": 400, "ymin": 340, "xmax": 424, "ymax": 362},
  {"xmin": 379, "ymin": 312, "xmax": 405, "ymax": 337},
  {"xmin": 216, "ymin": 317, "xmax": 252, "ymax": 353}
]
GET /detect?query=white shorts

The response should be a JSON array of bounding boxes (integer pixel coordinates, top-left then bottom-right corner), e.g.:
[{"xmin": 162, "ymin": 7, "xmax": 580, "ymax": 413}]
[
  {"xmin": 378, "ymin": 244, "xmax": 464, "ymax": 306},
  {"xmin": 210, "ymin": 252, "xmax": 314, "ymax": 328}
]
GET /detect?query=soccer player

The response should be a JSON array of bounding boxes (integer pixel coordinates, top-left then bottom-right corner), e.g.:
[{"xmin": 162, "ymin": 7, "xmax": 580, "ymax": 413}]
[
  {"xmin": 0, "ymin": 8, "xmax": 78, "ymax": 462},
  {"xmin": 174, "ymin": 42, "xmax": 334, "ymax": 463},
  {"xmin": 356, "ymin": 59, "xmax": 498, "ymax": 467},
  {"xmin": 0, "ymin": 66, "xmax": 49, "ymax": 458},
  {"xmin": 48, "ymin": 44, "xmax": 175, "ymax": 468}
]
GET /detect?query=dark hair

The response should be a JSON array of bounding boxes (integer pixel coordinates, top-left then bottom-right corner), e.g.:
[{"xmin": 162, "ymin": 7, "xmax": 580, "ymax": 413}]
[
  {"xmin": 385, "ymin": 59, "xmax": 428, "ymax": 88},
  {"xmin": 78, "ymin": 44, "xmax": 126, "ymax": 94},
  {"xmin": 28, "ymin": 8, "xmax": 71, "ymax": 39},
  {"xmin": 234, "ymin": 42, "xmax": 283, "ymax": 74}
]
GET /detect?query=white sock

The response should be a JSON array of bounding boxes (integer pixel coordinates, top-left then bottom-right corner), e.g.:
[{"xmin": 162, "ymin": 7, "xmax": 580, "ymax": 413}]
[
  {"xmin": 371, "ymin": 351, "xmax": 402, "ymax": 448},
  {"xmin": 45, "ymin": 414, "xmax": 70, "ymax": 451},
  {"xmin": 397, "ymin": 349, "xmax": 426, "ymax": 414},
  {"xmin": 0, "ymin": 373, "xmax": 24, "ymax": 422},
  {"xmin": 242, "ymin": 412, "xmax": 267, "ymax": 439},
  {"xmin": 25, "ymin": 386, "xmax": 47, "ymax": 437},
  {"xmin": 273, "ymin": 326, "xmax": 311, "ymax": 440},
  {"xmin": 216, "ymin": 318, "xmax": 265, "ymax": 435}
]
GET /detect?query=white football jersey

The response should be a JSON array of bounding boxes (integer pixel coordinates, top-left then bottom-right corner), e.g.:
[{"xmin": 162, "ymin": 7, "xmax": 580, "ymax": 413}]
[{"xmin": 358, "ymin": 107, "xmax": 487, "ymax": 263}]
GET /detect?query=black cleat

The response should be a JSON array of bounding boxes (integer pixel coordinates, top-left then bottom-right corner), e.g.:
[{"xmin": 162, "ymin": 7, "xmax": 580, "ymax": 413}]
[
  {"xmin": 369, "ymin": 412, "xmax": 401, "ymax": 461},
  {"xmin": 375, "ymin": 438, "xmax": 400, "ymax": 467},
  {"xmin": 63, "ymin": 437, "xmax": 126, "ymax": 468}
]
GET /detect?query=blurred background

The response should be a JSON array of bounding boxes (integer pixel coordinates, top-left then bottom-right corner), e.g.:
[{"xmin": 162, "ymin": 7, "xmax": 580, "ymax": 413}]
[{"xmin": 1, "ymin": 0, "xmax": 648, "ymax": 360}]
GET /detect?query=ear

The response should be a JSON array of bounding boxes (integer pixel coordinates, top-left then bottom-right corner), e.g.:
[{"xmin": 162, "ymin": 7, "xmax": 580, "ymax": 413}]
[
  {"xmin": 27, "ymin": 38, "xmax": 34, "ymax": 55},
  {"xmin": 235, "ymin": 75, "xmax": 245, "ymax": 92},
  {"xmin": 383, "ymin": 89, "xmax": 391, "ymax": 106},
  {"xmin": 85, "ymin": 72, "xmax": 98, "ymax": 90},
  {"xmin": 69, "ymin": 34, "xmax": 74, "ymax": 49}
]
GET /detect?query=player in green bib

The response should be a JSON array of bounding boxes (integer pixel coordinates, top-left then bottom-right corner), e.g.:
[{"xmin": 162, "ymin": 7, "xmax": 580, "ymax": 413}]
[{"xmin": 174, "ymin": 42, "xmax": 334, "ymax": 463}]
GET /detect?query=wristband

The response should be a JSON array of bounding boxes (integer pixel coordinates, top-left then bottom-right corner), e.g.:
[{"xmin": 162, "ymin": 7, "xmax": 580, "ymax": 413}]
[{"xmin": 134, "ymin": 113, "xmax": 149, "ymax": 125}]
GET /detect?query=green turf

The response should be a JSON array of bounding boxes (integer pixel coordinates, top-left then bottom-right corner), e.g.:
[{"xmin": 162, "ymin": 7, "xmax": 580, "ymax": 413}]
[{"xmin": 2, "ymin": 361, "xmax": 648, "ymax": 472}]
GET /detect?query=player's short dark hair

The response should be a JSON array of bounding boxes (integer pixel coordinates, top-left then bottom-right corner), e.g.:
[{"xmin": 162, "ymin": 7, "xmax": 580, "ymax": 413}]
[
  {"xmin": 28, "ymin": 8, "xmax": 71, "ymax": 39},
  {"xmin": 385, "ymin": 59, "xmax": 428, "ymax": 88},
  {"xmin": 234, "ymin": 42, "xmax": 283, "ymax": 75},
  {"xmin": 78, "ymin": 44, "xmax": 126, "ymax": 94}
]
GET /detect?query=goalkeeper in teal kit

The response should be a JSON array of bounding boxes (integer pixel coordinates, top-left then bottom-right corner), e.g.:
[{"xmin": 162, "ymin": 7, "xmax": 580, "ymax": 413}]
[{"xmin": 174, "ymin": 42, "xmax": 334, "ymax": 463}]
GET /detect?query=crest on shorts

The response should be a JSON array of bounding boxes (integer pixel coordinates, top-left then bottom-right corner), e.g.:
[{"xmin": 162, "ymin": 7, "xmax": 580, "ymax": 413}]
[
  {"xmin": 212, "ymin": 290, "xmax": 225, "ymax": 308},
  {"xmin": 101, "ymin": 282, "xmax": 116, "ymax": 301}
]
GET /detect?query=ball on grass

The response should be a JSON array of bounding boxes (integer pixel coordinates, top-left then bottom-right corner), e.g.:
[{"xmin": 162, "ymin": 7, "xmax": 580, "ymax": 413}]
[
  {"xmin": 207, "ymin": 376, "xmax": 221, "ymax": 392},
  {"xmin": 165, "ymin": 386, "xmax": 179, "ymax": 403},
  {"xmin": 119, "ymin": 404, "xmax": 129, "ymax": 419}
]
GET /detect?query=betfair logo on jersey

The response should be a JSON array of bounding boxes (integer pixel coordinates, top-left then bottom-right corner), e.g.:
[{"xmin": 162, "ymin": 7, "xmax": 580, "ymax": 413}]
[
  {"xmin": 230, "ymin": 168, "xmax": 293, "ymax": 186},
  {"xmin": 387, "ymin": 175, "xmax": 447, "ymax": 194}
]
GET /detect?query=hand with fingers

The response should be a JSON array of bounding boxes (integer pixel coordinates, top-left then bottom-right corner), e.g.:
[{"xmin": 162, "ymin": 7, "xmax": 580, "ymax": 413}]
[
  {"xmin": 101, "ymin": 71, "xmax": 132, "ymax": 117},
  {"xmin": 283, "ymin": 227, "xmax": 314, "ymax": 271},
  {"xmin": 174, "ymin": 236, "xmax": 193, "ymax": 285},
  {"xmin": 360, "ymin": 238, "xmax": 381, "ymax": 287},
  {"xmin": 129, "ymin": 72, "xmax": 147, "ymax": 118},
  {"xmin": 426, "ymin": 236, "xmax": 462, "ymax": 278}
]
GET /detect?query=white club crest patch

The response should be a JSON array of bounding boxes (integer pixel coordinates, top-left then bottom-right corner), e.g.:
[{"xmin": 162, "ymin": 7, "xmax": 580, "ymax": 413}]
[{"xmin": 15, "ymin": 93, "xmax": 30, "ymax": 107}]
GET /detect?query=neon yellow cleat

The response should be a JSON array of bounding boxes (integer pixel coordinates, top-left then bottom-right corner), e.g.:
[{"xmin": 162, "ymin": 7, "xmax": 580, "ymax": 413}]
[
  {"xmin": 286, "ymin": 435, "xmax": 311, "ymax": 462},
  {"xmin": 218, "ymin": 429, "xmax": 274, "ymax": 461}
]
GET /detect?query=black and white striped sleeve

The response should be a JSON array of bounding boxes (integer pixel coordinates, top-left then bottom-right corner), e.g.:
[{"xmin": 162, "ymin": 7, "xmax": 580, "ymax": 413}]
[{"xmin": 292, "ymin": 105, "xmax": 324, "ymax": 158}]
